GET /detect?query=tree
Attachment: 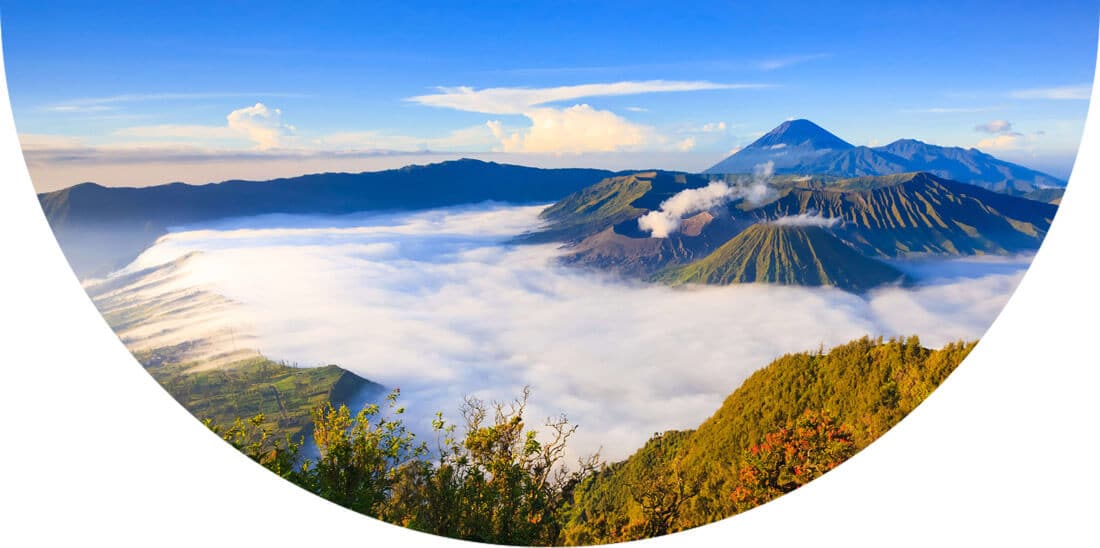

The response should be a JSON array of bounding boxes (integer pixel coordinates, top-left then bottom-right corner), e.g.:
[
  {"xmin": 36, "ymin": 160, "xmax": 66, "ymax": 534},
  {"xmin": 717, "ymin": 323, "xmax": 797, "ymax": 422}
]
[
  {"xmin": 205, "ymin": 413, "xmax": 301, "ymax": 480},
  {"xmin": 386, "ymin": 386, "xmax": 600, "ymax": 545},
  {"xmin": 304, "ymin": 388, "xmax": 426, "ymax": 518},
  {"xmin": 730, "ymin": 410, "xmax": 856, "ymax": 512}
]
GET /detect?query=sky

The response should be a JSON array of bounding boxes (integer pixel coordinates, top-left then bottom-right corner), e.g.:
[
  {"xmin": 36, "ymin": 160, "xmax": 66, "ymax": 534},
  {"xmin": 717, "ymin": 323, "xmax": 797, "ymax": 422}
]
[{"xmin": 3, "ymin": 1, "xmax": 1097, "ymax": 191}]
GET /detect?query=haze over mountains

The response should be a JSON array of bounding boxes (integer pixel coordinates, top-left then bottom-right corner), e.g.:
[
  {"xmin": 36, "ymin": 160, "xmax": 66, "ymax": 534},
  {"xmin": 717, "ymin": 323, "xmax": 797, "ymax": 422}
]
[
  {"xmin": 37, "ymin": 119, "xmax": 1064, "ymax": 286},
  {"xmin": 705, "ymin": 119, "xmax": 1066, "ymax": 194}
]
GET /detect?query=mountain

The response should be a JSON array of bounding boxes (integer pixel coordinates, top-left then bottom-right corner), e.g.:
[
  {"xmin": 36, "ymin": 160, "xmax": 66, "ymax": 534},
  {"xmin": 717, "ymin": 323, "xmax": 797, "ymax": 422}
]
[
  {"xmin": 652, "ymin": 224, "xmax": 905, "ymax": 292},
  {"xmin": 754, "ymin": 172, "xmax": 1058, "ymax": 257},
  {"xmin": 559, "ymin": 336, "xmax": 977, "ymax": 543},
  {"xmin": 1022, "ymin": 187, "xmax": 1065, "ymax": 204},
  {"xmin": 705, "ymin": 119, "xmax": 855, "ymax": 174},
  {"xmin": 38, "ymin": 159, "xmax": 615, "ymax": 278},
  {"xmin": 527, "ymin": 171, "xmax": 1056, "ymax": 291},
  {"xmin": 875, "ymin": 139, "xmax": 1064, "ymax": 193},
  {"xmin": 556, "ymin": 213, "xmax": 748, "ymax": 277},
  {"xmin": 704, "ymin": 120, "xmax": 1065, "ymax": 193},
  {"xmin": 519, "ymin": 171, "xmax": 713, "ymax": 243}
]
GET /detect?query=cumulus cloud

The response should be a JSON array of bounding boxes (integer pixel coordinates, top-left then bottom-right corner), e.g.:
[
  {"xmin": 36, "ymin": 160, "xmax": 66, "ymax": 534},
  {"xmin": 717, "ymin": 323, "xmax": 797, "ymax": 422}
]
[
  {"xmin": 974, "ymin": 120, "xmax": 1017, "ymax": 135},
  {"xmin": 110, "ymin": 102, "xmax": 295, "ymax": 150},
  {"xmin": 638, "ymin": 162, "xmax": 776, "ymax": 237},
  {"xmin": 771, "ymin": 212, "xmax": 842, "ymax": 228},
  {"xmin": 226, "ymin": 103, "xmax": 295, "ymax": 149},
  {"xmin": 96, "ymin": 204, "xmax": 1029, "ymax": 460},
  {"xmin": 700, "ymin": 121, "xmax": 727, "ymax": 133},
  {"xmin": 486, "ymin": 105, "xmax": 656, "ymax": 154},
  {"xmin": 408, "ymin": 81, "xmax": 769, "ymax": 154}
]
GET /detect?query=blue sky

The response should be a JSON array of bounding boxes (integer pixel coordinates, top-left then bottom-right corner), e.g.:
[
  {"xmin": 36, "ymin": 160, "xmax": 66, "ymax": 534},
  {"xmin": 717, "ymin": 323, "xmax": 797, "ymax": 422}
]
[{"xmin": 3, "ymin": 1, "xmax": 1097, "ymax": 190}]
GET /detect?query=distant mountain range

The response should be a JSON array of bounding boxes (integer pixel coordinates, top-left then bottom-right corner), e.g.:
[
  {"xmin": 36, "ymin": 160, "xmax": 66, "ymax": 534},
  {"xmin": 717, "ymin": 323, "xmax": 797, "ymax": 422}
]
[
  {"xmin": 38, "ymin": 121, "xmax": 1064, "ymax": 285},
  {"xmin": 532, "ymin": 171, "xmax": 1056, "ymax": 292},
  {"xmin": 39, "ymin": 159, "xmax": 615, "ymax": 278},
  {"xmin": 705, "ymin": 119, "xmax": 1065, "ymax": 194}
]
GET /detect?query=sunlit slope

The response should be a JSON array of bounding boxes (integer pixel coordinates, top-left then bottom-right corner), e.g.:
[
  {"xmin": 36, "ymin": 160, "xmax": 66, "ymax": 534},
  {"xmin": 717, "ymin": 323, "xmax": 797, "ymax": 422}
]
[
  {"xmin": 653, "ymin": 224, "xmax": 904, "ymax": 292},
  {"xmin": 85, "ymin": 252, "xmax": 384, "ymax": 440},
  {"xmin": 755, "ymin": 172, "xmax": 1057, "ymax": 256},
  {"xmin": 560, "ymin": 337, "xmax": 976, "ymax": 543},
  {"xmin": 524, "ymin": 171, "xmax": 711, "ymax": 243}
]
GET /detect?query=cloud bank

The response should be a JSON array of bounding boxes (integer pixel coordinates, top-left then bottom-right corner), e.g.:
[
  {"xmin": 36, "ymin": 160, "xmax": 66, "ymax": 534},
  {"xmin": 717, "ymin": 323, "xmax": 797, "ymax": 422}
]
[{"xmin": 101, "ymin": 204, "xmax": 1028, "ymax": 460}]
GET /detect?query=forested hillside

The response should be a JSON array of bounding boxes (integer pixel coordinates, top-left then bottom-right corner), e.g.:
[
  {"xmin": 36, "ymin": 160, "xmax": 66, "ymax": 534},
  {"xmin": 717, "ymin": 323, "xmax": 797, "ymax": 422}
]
[{"xmin": 211, "ymin": 335, "xmax": 974, "ymax": 545}]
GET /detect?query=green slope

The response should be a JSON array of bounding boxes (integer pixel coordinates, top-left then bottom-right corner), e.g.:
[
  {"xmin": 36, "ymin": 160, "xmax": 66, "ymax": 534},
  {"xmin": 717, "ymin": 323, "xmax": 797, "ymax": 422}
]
[
  {"xmin": 142, "ymin": 353, "xmax": 384, "ymax": 442},
  {"xmin": 755, "ymin": 172, "xmax": 1058, "ymax": 256},
  {"xmin": 560, "ymin": 336, "xmax": 976, "ymax": 543},
  {"xmin": 652, "ymin": 224, "xmax": 905, "ymax": 292},
  {"xmin": 521, "ymin": 171, "xmax": 711, "ymax": 243}
]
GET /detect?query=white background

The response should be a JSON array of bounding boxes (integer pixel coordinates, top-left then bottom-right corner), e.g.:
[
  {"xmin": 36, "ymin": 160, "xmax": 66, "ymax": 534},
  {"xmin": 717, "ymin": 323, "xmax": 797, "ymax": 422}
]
[{"xmin": 1, "ymin": 27, "xmax": 1097, "ymax": 548}]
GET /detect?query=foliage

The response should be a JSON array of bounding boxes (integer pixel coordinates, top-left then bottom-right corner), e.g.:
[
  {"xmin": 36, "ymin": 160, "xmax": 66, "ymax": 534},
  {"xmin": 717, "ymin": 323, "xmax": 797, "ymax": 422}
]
[
  {"xmin": 729, "ymin": 410, "xmax": 855, "ymax": 512},
  {"xmin": 204, "ymin": 336, "xmax": 972, "ymax": 545},
  {"xmin": 205, "ymin": 413, "xmax": 302, "ymax": 480},
  {"xmin": 207, "ymin": 386, "xmax": 600, "ymax": 546},
  {"xmin": 304, "ymin": 389, "xmax": 427, "ymax": 517},
  {"xmin": 561, "ymin": 336, "xmax": 975, "ymax": 540}
]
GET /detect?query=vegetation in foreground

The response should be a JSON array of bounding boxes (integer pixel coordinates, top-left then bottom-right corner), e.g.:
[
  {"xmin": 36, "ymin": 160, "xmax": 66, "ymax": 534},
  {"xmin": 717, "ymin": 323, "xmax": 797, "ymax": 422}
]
[{"xmin": 209, "ymin": 335, "xmax": 973, "ymax": 545}]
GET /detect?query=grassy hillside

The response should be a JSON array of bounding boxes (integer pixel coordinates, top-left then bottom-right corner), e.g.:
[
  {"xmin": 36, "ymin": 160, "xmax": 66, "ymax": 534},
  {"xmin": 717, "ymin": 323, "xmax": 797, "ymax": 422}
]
[
  {"xmin": 138, "ymin": 349, "xmax": 384, "ymax": 442},
  {"xmin": 652, "ymin": 224, "xmax": 905, "ymax": 292},
  {"xmin": 560, "ymin": 336, "xmax": 976, "ymax": 543},
  {"xmin": 521, "ymin": 171, "xmax": 710, "ymax": 243}
]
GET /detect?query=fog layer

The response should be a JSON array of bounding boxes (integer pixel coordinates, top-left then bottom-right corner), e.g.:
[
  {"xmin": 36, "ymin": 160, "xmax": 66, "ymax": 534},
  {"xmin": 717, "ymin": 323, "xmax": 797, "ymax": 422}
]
[{"xmin": 109, "ymin": 203, "xmax": 1028, "ymax": 460}]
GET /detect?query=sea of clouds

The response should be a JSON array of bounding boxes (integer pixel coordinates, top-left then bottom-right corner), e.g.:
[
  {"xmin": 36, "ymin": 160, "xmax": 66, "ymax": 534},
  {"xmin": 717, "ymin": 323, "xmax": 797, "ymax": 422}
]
[{"xmin": 112, "ymin": 203, "xmax": 1030, "ymax": 461}]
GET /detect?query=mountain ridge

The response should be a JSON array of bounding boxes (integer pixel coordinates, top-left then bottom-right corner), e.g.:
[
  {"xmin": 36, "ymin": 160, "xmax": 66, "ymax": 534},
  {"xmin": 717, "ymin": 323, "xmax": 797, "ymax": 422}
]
[{"xmin": 705, "ymin": 120, "xmax": 1065, "ymax": 193}]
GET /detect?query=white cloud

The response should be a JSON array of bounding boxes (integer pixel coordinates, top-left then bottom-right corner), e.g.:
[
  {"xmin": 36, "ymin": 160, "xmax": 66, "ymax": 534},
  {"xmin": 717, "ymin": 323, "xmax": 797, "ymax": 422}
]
[
  {"xmin": 487, "ymin": 104, "xmax": 657, "ymax": 154},
  {"xmin": 226, "ymin": 103, "xmax": 294, "ymax": 149},
  {"xmin": 637, "ymin": 181, "xmax": 738, "ymax": 237},
  {"xmin": 109, "ymin": 102, "xmax": 295, "ymax": 150},
  {"xmin": 407, "ymin": 80, "xmax": 769, "ymax": 154},
  {"xmin": 1009, "ymin": 84, "xmax": 1092, "ymax": 100},
  {"xmin": 639, "ymin": 161, "xmax": 775, "ymax": 237},
  {"xmin": 771, "ymin": 212, "xmax": 842, "ymax": 228},
  {"xmin": 976, "ymin": 134, "xmax": 1026, "ymax": 151},
  {"xmin": 700, "ymin": 121, "xmax": 727, "ymax": 133},
  {"xmin": 974, "ymin": 120, "xmax": 1016, "ymax": 134},
  {"xmin": 97, "ymin": 204, "xmax": 1027, "ymax": 461},
  {"xmin": 406, "ymin": 80, "xmax": 760, "ymax": 114},
  {"xmin": 624, "ymin": 106, "xmax": 649, "ymax": 112}
]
